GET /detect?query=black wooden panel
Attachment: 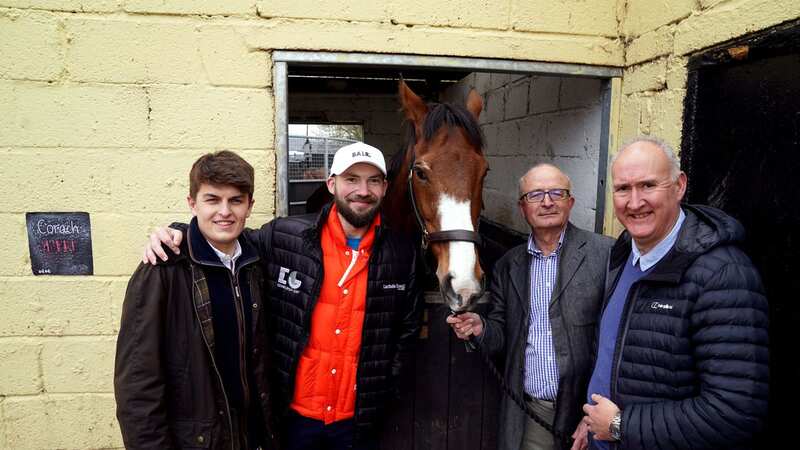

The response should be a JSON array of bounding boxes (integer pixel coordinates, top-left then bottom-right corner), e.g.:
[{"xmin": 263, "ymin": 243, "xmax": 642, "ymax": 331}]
[
  {"xmin": 682, "ymin": 20, "xmax": 800, "ymax": 450},
  {"xmin": 380, "ymin": 355, "xmax": 415, "ymax": 450},
  {"xmin": 446, "ymin": 333, "xmax": 485, "ymax": 450},
  {"xmin": 412, "ymin": 305, "xmax": 451, "ymax": 450},
  {"xmin": 480, "ymin": 364, "xmax": 500, "ymax": 450}
]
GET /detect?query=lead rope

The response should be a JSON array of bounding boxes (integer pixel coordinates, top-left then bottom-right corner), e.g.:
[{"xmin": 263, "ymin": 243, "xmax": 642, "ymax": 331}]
[{"xmin": 451, "ymin": 311, "xmax": 556, "ymax": 435}]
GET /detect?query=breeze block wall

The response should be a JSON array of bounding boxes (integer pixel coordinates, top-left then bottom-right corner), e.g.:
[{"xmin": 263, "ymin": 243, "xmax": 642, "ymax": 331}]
[
  {"xmin": 0, "ymin": 2, "xmax": 622, "ymax": 447},
  {"xmin": 2, "ymin": 0, "xmax": 798, "ymax": 447},
  {"xmin": 604, "ymin": 0, "xmax": 800, "ymax": 236}
]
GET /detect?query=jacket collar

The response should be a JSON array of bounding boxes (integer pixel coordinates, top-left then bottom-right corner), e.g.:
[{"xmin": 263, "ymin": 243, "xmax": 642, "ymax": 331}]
[
  {"xmin": 608, "ymin": 204, "xmax": 728, "ymax": 284},
  {"xmin": 186, "ymin": 217, "xmax": 259, "ymax": 270},
  {"xmin": 508, "ymin": 222, "xmax": 585, "ymax": 313},
  {"xmin": 551, "ymin": 223, "xmax": 587, "ymax": 306}
]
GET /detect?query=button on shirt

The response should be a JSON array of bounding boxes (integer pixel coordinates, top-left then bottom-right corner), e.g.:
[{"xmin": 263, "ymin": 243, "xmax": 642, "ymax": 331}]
[{"xmin": 524, "ymin": 231, "xmax": 564, "ymax": 401}]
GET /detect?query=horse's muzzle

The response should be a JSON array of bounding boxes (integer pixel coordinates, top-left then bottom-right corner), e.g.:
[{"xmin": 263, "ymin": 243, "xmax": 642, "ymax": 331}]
[{"xmin": 440, "ymin": 272, "xmax": 486, "ymax": 313}]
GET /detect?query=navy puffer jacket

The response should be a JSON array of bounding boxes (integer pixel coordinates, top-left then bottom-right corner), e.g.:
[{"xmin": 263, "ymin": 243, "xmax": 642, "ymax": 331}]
[{"xmin": 606, "ymin": 204, "xmax": 769, "ymax": 449}]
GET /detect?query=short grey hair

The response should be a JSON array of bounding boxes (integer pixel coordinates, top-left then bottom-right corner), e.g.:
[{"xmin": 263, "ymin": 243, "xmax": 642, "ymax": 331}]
[
  {"xmin": 517, "ymin": 163, "xmax": 573, "ymax": 197},
  {"xmin": 613, "ymin": 136, "xmax": 681, "ymax": 181}
]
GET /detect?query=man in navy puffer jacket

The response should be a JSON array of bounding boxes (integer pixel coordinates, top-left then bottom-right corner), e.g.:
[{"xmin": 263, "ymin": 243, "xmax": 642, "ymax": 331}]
[{"xmin": 576, "ymin": 137, "xmax": 769, "ymax": 450}]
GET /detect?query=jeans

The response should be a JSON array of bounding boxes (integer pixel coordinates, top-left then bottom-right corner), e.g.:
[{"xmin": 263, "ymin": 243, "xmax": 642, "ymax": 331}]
[{"xmin": 283, "ymin": 413, "xmax": 362, "ymax": 450}]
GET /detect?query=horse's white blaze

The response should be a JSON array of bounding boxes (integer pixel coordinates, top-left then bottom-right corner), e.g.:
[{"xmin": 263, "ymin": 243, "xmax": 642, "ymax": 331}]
[{"xmin": 437, "ymin": 195, "xmax": 480, "ymax": 299}]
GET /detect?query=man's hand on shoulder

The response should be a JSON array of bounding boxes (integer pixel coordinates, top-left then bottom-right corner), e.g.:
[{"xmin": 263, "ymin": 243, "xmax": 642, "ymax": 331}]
[
  {"xmin": 445, "ymin": 312, "xmax": 484, "ymax": 341},
  {"xmin": 142, "ymin": 227, "xmax": 184, "ymax": 264}
]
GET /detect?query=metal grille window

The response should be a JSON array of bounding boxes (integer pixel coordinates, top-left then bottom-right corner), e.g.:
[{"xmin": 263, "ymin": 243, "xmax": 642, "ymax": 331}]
[{"xmin": 288, "ymin": 135, "xmax": 357, "ymax": 182}]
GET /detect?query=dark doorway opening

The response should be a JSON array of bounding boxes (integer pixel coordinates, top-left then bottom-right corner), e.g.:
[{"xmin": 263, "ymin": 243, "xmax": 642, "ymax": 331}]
[
  {"xmin": 681, "ymin": 20, "xmax": 800, "ymax": 449},
  {"xmin": 279, "ymin": 57, "xmax": 611, "ymax": 449}
]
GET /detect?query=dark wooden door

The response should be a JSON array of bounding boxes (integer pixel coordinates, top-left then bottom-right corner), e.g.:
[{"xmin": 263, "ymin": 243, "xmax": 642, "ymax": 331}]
[
  {"xmin": 379, "ymin": 219, "xmax": 525, "ymax": 450},
  {"xmin": 682, "ymin": 21, "xmax": 800, "ymax": 449},
  {"xmin": 380, "ymin": 297, "xmax": 501, "ymax": 450}
]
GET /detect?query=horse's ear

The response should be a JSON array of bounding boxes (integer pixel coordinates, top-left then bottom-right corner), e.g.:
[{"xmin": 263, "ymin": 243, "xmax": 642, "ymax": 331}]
[
  {"xmin": 399, "ymin": 80, "xmax": 428, "ymax": 131},
  {"xmin": 466, "ymin": 89, "xmax": 483, "ymax": 120}
]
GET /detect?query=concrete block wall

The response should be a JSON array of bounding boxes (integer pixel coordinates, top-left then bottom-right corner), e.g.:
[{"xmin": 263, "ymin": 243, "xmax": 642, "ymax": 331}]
[
  {"xmin": 0, "ymin": 4, "xmax": 278, "ymax": 449},
  {"xmin": 1, "ymin": 0, "xmax": 798, "ymax": 446},
  {"xmin": 605, "ymin": 0, "xmax": 800, "ymax": 236},
  {"xmin": 443, "ymin": 73, "xmax": 603, "ymax": 234},
  {"xmin": 0, "ymin": 2, "xmax": 622, "ymax": 447},
  {"xmin": 289, "ymin": 93, "xmax": 405, "ymax": 160}
]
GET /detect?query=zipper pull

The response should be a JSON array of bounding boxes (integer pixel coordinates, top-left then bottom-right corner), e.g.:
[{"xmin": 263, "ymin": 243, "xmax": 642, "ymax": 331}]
[{"xmin": 235, "ymin": 284, "xmax": 241, "ymax": 299}]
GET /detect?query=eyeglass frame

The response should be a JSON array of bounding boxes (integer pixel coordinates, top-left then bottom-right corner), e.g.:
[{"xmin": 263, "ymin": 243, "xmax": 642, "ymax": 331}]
[{"xmin": 519, "ymin": 188, "xmax": 571, "ymax": 203}]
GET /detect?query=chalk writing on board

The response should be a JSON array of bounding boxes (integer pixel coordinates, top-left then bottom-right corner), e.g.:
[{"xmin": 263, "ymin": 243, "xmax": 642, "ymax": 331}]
[{"xmin": 26, "ymin": 212, "xmax": 93, "ymax": 275}]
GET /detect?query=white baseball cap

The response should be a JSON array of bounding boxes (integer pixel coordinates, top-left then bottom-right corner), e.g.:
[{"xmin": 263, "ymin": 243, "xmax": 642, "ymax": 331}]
[{"xmin": 329, "ymin": 142, "xmax": 387, "ymax": 177}]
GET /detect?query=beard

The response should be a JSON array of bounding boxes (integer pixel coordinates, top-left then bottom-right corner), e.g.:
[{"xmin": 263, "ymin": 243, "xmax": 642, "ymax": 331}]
[{"xmin": 335, "ymin": 193, "xmax": 381, "ymax": 229}]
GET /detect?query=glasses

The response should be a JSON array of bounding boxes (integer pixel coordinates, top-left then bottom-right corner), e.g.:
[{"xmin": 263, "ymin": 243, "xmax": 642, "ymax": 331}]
[{"xmin": 519, "ymin": 188, "xmax": 571, "ymax": 203}]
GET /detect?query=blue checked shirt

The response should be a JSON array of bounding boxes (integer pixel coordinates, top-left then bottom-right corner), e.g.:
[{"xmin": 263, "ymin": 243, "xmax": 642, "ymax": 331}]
[{"xmin": 523, "ymin": 231, "xmax": 564, "ymax": 401}]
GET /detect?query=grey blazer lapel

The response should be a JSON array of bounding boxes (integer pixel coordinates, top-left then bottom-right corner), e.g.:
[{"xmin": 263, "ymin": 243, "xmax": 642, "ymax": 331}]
[
  {"xmin": 509, "ymin": 249, "xmax": 532, "ymax": 316},
  {"xmin": 550, "ymin": 223, "xmax": 586, "ymax": 307}
]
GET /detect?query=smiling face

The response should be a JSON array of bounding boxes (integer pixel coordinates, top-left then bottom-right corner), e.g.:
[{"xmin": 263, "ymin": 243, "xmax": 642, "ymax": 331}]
[
  {"xmin": 326, "ymin": 162, "xmax": 387, "ymax": 233},
  {"xmin": 188, "ymin": 183, "xmax": 253, "ymax": 254},
  {"xmin": 611, "ymin": 141, "xmax": 687, "ymax": 254},
  {"xmin": 518, "ymin": 164, "xmax": 574, "ymax": 234}
]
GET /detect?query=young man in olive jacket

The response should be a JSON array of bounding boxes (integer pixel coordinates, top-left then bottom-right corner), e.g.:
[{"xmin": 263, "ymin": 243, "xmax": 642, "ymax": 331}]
[
  {"xmin": 142, "ymin": 143, "xmax": 423, "ymax": 450},
  {"xmin": 115, "ymin": 151, "xmax": 278, "ymax": 450}
]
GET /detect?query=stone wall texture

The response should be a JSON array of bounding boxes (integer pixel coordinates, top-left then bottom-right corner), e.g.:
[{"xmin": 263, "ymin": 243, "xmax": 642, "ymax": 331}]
[{"xmin": 1, "ymin": 0, "xmax": 798, "ymax": 447}]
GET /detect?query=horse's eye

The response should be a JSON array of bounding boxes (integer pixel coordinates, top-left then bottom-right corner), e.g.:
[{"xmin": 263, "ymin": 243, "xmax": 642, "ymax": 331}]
[{"xmin": 414, "ymin": 167, "xmax": 428, "ymax": 182}]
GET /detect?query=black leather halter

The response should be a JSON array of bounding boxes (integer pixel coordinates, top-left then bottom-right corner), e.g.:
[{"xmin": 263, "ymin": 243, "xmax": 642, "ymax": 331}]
[{"xmin": 406, "ymin": 156, "xmax": 483, "ymax": 251}]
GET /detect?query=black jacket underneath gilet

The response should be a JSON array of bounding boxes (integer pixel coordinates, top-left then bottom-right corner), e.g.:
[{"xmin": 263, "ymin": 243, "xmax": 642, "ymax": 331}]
[{"xmin": 246, "ymin": 204, "xmax": 423, "ymax": 445}]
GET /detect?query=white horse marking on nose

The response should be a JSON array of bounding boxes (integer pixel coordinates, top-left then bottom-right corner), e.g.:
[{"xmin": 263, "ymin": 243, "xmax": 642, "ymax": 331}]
[{"xmin": 437, "ymin": 195, "xmax": 480, "ymax": 298}]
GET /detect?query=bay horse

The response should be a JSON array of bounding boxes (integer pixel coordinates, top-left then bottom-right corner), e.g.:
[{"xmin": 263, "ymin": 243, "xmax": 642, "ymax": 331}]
[
  {"xmin": 306, "ymin": 81, "xmax": 489, "ymax": 313},
  {"xmin": 384, "ymin": 81, "xmax": 488, "ymax": 313}
]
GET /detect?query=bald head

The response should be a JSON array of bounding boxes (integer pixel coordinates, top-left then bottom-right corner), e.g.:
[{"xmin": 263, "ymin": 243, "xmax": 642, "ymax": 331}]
[
  {"xmin": 614, "ymin": 136, "xmax": 680, "ymax": 181},
  {"xmin": 518, "ymin": 163, "xmax": 572, "ymax": 197}
]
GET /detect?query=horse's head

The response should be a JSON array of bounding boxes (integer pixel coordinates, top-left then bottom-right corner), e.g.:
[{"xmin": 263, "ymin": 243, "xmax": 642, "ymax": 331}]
[{"xmin": 398, "ymin": 80, "xmax": 488, "ymax": 313}]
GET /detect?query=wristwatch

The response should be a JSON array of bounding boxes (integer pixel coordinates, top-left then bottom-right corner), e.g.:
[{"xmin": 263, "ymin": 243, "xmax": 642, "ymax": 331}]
[{"xmin": 609, "ymin": 411, "xmax": 622, "ymax": 441}]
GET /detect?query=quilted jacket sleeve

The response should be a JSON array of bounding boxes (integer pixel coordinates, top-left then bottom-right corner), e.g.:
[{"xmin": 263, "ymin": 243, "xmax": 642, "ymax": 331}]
[
  {"xmin": 621, "ymin": 246, "xmax": 769, "ymax": 450},
  {"xmin": 243, "ymin": 220, "xmax": 275, "ymax": 259}
]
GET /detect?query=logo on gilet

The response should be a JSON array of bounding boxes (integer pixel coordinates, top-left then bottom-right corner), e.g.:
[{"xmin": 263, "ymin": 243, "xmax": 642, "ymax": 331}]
[{"xmin": 278, "ymin": 267, "xmax": 302, "ymax": 290}]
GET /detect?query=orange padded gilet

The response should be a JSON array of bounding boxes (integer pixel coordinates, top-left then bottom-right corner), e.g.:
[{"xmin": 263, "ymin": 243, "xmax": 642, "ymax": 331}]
[{"xmin": 290, "ymin": 204, "xmax": 378, "ymax": 424}]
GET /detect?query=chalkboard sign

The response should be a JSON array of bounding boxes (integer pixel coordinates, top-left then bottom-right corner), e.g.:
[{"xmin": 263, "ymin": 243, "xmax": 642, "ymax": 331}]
[{"xmin": 26, "ymin": 212, "xmax": 93, "ymax": 275}]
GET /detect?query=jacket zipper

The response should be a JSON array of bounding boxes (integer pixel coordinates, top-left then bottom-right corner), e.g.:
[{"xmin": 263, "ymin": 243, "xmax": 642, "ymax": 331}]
[
  {"xmin": 190, "ymin": 265, "xmax": 235, "ymax": 450},
  {"xmin": 351, "ymin": 237, "xmax": 381, "ymax": 441},
  {"xmin": 609, "ymin": 283, "xmax": 641, "ymax": 450},
  {"xmin": 230, "ymin": 272, "xmax": 251, "ymax": 410}
]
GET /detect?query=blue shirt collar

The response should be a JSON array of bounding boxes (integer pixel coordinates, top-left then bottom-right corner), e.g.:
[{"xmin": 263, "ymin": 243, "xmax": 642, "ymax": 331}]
[
  {"xmin": 631, "ymin": 208, "xmax": 685, "ymax": 271},
  {"xmin": 528, "ymin": 228, "xmax": 566, "ymax": 257}
]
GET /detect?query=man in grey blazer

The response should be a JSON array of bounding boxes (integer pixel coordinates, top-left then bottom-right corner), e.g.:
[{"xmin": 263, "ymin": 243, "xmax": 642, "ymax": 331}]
[{"xmin": 448, "ymin": 163, "xmax": 613, "ymax": 450}]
